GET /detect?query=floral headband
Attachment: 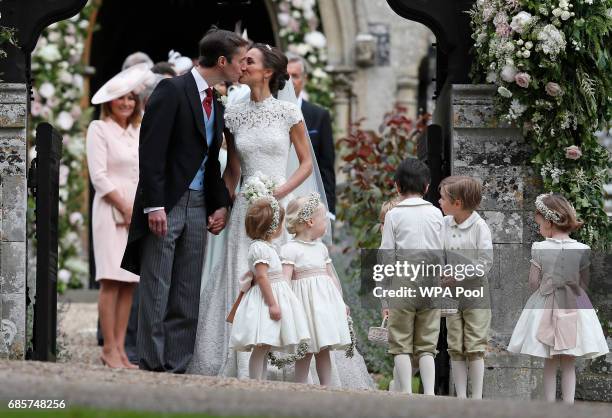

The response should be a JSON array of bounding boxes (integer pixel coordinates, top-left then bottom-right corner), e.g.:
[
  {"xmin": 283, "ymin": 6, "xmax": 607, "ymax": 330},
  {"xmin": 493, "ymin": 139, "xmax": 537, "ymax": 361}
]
[
  {"xmin": 297, "ymin": 192, "xmax": 322, "ymax": 223},
  {"xmin": 535, "ymin": 193, "xmax": 561, "ymax": 223},
  {"xmin": 259, "ymin": 195, "xmax": 280, "ymax": 237}
]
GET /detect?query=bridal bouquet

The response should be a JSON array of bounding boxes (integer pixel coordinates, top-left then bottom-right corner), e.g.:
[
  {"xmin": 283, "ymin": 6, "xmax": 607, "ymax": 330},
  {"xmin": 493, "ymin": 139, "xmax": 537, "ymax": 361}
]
[{"xmin": 242, "ymin": 171, "xmax": 278, "ymax": 203}]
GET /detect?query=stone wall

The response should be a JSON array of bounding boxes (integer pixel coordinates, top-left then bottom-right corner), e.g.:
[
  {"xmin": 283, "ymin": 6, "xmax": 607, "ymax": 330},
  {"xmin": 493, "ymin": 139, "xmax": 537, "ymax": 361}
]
[
  {"xmin": 451, "ymin": 84, "xmax": 543, "ymax": 399},
  {"xmin": 451, "ymin": 84, "xmax": 611, "ymax": 401},
  {"xmin": 0, "ymin": 83, "xmax": 28, "ymax": 359}
]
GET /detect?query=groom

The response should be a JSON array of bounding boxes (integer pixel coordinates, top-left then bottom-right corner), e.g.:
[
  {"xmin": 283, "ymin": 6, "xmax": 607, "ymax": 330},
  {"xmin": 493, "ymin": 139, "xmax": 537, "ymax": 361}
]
[{"xmin": 121, "ymin": 28, "xmax": 248, "ymax": 373}]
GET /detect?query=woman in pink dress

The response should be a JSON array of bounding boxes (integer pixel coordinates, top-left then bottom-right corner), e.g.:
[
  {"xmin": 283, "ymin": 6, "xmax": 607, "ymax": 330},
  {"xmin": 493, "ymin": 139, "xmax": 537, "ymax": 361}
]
[{"xmin": 87, "ymin": 64, "xmax": 150, "ymax": 368}]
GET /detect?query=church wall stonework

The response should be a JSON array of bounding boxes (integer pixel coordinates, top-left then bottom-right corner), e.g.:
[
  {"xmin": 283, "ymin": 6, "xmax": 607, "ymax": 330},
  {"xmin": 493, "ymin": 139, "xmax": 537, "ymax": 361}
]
[
  {"xmin": 0, "ymin": 83, "xmax": 28, "ymax": 360},
  {"xmin": 451, "ymin": 84, "xmax": 544, "ymax": 399},
  {"xmin": 321, "ymin": 0, "xmax": 433, "ymax": 133}
]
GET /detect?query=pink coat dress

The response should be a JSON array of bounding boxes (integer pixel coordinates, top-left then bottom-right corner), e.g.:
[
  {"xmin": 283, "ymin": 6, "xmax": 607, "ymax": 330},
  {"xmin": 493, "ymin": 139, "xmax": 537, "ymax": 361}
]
[{"xmin": 86, "ymin": 118, "xmax": 140, "ymax": 282}]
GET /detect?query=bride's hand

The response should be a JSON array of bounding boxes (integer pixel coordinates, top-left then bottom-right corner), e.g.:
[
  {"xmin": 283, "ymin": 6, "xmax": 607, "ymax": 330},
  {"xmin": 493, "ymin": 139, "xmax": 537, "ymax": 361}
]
[{"xmin": 273, "ymin": 185, "xmax": 288, "ymax": 200}]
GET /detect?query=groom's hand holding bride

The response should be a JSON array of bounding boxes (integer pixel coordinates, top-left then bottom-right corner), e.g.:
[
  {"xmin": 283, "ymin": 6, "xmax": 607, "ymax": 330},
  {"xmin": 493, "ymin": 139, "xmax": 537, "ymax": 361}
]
[
  {"xmin": 207, "ymin": 207, "xmax": 228, "ymax": 235},
  {"xmin": 148, "ymin": 210, "xmax": 168, "ymax": 237}
]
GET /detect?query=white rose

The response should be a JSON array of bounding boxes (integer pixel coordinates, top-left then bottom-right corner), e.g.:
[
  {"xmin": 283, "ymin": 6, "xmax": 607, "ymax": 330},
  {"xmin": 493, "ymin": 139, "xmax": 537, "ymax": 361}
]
[
  {"xmin": 69, "ymin": 212, "xmax": 83, "ymax": 226},
  {"xmin": 486, "ymin": 71, "xmax": 498, "ymax": 83},
  {"xmin": 559, "ymin": 0, "xmax": 569, "ymax": 9},
  {"xmin": 79, "ymin": 20, "xmax": 89, "ymax": 29},
  {"xmin": 58, "ymin": 269, "xmax": 72, "ymax": 284},
  {"xmin": 525, "ymin": 41, "xmax": 533, "ymax": 50},
  {"xmin": 501, "ymin": 65, "xmax": 517, "ymax": 82},
  {"xmin": 73, "ymin": 74, "xmax": 84, "ymax": 91},
  {"xmin": 59, "ymin": 70, "xmax": 73, "ymax": 84},
  {"xmin": 59, "ymin": 164, "xmax": 69, "ymax": 186},
  {"xmin": 38, "ymin": 82, "xmax": 55, "ymax": 99},
  {"xmin": 523, "ymin": 50, "xmax": 531, "ymax": 58},
  {"xmin": 561, "ymin": 11, "xmax": 571, "ymax": 20},
  {"xmin": 47, "ymin": 32, "xmax": 60, "ymax": 42},
  {"xmin": 38, "ymin": 44, "xmax": 61, "ymax": 62},
  {"xmin": 56, "ymin": 111, "xmax": 74, "ymax": 131},
  {"xmin": 517, "ymin": 39, "xmax": 524, "ymax": 46},
  {"xmin": 498, "ymin": 86, "xmax": 513, "ymax": 98},
  {"xmin": 510, "ymin": 11, "xmax": 532, "ymax": 34},
  {"xmin": 278, "ymin": 12, "xmax": 290, "ymax": 26},
  {"xmin": 304, "ymin": 31, "xmax": 326, "ymax": 49}
]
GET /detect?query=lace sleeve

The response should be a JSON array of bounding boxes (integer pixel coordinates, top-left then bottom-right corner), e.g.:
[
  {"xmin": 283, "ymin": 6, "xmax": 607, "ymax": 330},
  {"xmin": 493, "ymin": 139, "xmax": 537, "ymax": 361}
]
[
  {"xmin": 283, "ymin": 102, "xmax": 303, "ymax": 128},
  {"xmin": 224, "ymin": 104, "xmax": 240, "ymax": 134}
]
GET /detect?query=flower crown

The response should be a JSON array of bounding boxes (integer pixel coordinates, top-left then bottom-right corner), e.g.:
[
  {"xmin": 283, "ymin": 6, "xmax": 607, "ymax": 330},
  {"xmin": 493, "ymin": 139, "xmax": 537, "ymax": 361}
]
[
  {"xmin": 242, "ymin": 172, "xmax": 280, "ymax": 237},
  {"xmin": 297, "ymin": 192, "xmax": 322, "ymax": 223},
  {"xmin": 260, "ymin": 195, "xmax": 280, "ymax": 237},
  {"xmin": 535, "ymin": 193, "xmax": 561, "ymax": 223}
]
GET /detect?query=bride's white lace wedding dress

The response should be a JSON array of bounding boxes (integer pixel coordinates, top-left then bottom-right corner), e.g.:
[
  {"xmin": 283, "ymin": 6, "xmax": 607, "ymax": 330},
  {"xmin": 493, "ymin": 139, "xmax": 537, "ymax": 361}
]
[{"xmin": 187, "ymin": 96, "xmax": 373, "ymax": 389}]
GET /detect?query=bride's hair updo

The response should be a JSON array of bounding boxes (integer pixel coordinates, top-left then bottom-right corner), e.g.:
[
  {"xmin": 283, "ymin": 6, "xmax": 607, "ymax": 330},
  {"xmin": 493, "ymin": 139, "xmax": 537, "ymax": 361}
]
[{"xmin": 250, "ymin": 43, "xmax": 290, "ymax": 95}]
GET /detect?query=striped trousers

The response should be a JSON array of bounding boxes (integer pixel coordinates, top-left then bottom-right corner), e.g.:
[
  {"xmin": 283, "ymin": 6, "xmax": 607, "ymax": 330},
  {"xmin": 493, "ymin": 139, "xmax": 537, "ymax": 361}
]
[{"xmin": 137, "ymin": 189, "xmax": 207, "ymax": 373}]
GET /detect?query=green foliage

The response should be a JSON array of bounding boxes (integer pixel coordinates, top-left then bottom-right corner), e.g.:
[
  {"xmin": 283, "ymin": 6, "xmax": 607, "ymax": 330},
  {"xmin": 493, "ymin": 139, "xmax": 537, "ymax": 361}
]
[
  {"xmin": 0, "ymin": 25, "xmax": 17, "ymax": 59},
  {"xmin": 470, "ymin": 0, "xmax": 612, "ymax": 249}
]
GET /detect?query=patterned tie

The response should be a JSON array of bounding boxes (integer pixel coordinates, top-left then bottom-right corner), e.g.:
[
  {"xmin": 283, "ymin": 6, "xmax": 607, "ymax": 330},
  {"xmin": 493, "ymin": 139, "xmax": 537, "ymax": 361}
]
[{"xmin": 203, "ymin": 87, "xmax": 213, "ymax": 119}]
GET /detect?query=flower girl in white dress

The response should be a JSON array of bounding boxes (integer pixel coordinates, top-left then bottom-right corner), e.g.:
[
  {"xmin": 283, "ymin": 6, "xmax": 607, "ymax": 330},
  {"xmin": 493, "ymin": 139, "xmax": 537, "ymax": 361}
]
[
  {"xmin": 280, "ymin": 193, "xmax": 352, "ymax": 386},
  {"xmin": 229, "ymin": 196, "xmax": 310, "ymax": 380},
  {"xmin": 507, "ymin": 193, "xmax": 608, "ymax": 404}
]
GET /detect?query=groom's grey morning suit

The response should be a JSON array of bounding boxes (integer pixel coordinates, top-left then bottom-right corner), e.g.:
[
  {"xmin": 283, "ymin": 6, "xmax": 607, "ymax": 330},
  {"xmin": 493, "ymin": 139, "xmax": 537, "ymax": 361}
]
[{"xmin": 122, "ymin": 67, "xmax": 230, "ymax": 373}]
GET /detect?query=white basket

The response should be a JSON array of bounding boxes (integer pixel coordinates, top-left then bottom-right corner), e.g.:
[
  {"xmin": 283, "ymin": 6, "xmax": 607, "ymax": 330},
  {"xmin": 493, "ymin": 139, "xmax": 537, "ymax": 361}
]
[{"xmin": 368, "ymin": 317, "xmax": 388, "ymax": 347}]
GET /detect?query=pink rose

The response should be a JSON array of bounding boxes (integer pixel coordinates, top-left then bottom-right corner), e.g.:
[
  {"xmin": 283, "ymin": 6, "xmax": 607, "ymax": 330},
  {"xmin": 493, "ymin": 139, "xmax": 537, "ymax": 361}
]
[
  {"xmin": 495, "ymin": 23, "xmax": 512, "ymax": 38},
  {"xmin": 545, "ymin": 82, "xmax": 562, "ymax": 97},
  {"xmin": 565, "ymin": 145, "xmax": 582, "ymax": 160},
  {"xmin": 514, "ymin": 72, "xmax": 531, "ymax": 88}
]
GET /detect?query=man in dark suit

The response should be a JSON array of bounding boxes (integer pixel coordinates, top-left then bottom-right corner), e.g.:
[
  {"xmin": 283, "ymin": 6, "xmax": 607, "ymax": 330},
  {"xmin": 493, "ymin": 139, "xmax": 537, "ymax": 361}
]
[
  {"xmin": 121, "ymin": 28, "xmax": 248, "ymax": 373},
  {"xmin": 286, "ymin": 53, "xmax": 336, "ymax": 215}
]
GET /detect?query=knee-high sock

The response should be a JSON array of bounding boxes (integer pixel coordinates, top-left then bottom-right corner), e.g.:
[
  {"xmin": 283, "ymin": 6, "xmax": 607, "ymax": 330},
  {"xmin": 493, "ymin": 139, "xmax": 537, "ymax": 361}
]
[
  {"xmin": 468, "ymin": 358, "xmax": 485, "ymax": 399},
  {"xmin": 261, "ymin": 350, "xmax": 268, "ymax": 380},
  {"xmin": 294, "ymin": 354, "xmax": 313, "ymax": 384},
  {"xmin": 394, "ymin": 354, "xmax": 413, "ymax": 394},
  {"xmin": 419, "ymin": 355, "xmax": 436, "ymax": 396},
  {"xmin": 451, "ymin": 360, "xmax": 468, "ymax": 398},
  {"xmin": 249, "ymin": 347, "xmax": 268, "ymax": 380},
  {"xmin": 560, "ymin": 356, "xmax": 576, "ymax": 405},
  {"xmin": 315, "ymin": 350, "xmax": 332, "ymax": 386},
  {"xmin": 543, "ymin": 357, "xmax": 559, "ymax": 402}
]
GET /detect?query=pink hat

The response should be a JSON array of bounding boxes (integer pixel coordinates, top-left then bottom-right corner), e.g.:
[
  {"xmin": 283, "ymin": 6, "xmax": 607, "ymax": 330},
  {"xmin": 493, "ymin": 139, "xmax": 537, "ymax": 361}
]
[{"xmin": 91, "ymin": 63, "xmax": 152, "ymax": 105}]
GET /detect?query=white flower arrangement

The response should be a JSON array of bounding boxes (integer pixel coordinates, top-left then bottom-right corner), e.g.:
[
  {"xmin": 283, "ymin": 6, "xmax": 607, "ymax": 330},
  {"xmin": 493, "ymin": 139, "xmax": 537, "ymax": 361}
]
[
  {"xmin": 470, "ymin": 0, "xmax": 611, "ymax": 249},
  {"xmin": 242, "ymin": 172, "xmax": 278, "ymax": 203}
]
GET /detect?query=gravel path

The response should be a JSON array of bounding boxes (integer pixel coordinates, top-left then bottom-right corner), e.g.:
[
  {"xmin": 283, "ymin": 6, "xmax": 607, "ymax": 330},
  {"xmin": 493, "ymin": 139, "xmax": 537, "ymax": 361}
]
[
  {"xmin": 1, "ymin": 360, "xmax": 611, "ymax": 418},
  {"xmin": 0, "ymin": 303, "xmax": 608, "ymax": 417}
]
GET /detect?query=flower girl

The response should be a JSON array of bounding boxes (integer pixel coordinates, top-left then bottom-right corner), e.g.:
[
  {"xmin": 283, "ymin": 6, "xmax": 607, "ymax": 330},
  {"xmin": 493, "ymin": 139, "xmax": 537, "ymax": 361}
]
[
  {"xmin": 507, "ymin": 193, "xmax": 608, "ymax": 404},
  {"xmin": 229, "ymin": 196, "xmax": 310, "ymax": 380},
  {"xmin": 281, "ymin": 193, "xmax": 352, "ymax": 386}
]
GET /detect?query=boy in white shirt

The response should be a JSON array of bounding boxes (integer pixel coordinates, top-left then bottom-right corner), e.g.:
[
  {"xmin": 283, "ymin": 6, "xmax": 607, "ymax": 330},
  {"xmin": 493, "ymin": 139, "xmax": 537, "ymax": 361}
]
[
  {"xmin": 438, "ymin": 176, "xmax": 493, "ymax": 399},
  {"xmin": 380, "ymin": 158, "xmax": 443, "ymax": 395}
]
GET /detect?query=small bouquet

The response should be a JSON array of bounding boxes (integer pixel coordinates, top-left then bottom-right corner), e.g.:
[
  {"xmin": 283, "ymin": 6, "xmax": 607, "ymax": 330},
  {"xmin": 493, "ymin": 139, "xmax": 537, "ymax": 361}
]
[{"xmin": 242, "ymin": 171, "xmax": 278, "ymax": 203}]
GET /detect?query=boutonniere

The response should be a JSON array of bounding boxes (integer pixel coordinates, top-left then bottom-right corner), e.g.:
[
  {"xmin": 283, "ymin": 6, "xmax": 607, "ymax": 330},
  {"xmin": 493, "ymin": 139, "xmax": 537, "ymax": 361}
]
[{"xmin": 217, "ymin": 95, "xmax": 228, "ymax": 106}]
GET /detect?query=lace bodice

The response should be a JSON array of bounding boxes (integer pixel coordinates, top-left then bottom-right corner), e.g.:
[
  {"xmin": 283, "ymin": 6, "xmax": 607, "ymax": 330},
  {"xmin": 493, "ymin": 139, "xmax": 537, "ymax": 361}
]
[{"xmin": 225, "ymin": 96, "xmax": 302, "ymax": 181}]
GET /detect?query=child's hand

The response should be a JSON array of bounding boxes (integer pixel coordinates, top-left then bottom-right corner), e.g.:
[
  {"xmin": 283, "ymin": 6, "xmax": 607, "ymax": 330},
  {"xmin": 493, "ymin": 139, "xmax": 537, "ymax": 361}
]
[
  {"xmin": 269, "ymin": 304, "xmax": 282, "ymax": 321},
  {"xmin": 345, "ymin": 304, "xmax": 351, "ymax": 316},
  {"xmin": 382, "ymin": 308, "xmax": 389, "ymax": 318}
]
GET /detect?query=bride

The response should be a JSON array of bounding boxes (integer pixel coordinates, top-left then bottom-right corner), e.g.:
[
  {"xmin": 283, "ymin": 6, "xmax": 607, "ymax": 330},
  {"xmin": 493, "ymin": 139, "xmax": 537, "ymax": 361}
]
[{"xmin": 188, "ymin": 44, "xmax": 373, "ymax": 389}]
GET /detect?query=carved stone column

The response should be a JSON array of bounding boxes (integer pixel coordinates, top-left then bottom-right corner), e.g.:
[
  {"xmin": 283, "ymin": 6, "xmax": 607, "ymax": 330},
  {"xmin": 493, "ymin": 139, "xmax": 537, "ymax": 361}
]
[
  {"xmin": 0, "ymin": 83, "xmax": 28, "ymax": 359},
  {"xmin": 396, "ymin": 75, "xmax": 419, "ymax": 118}
]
